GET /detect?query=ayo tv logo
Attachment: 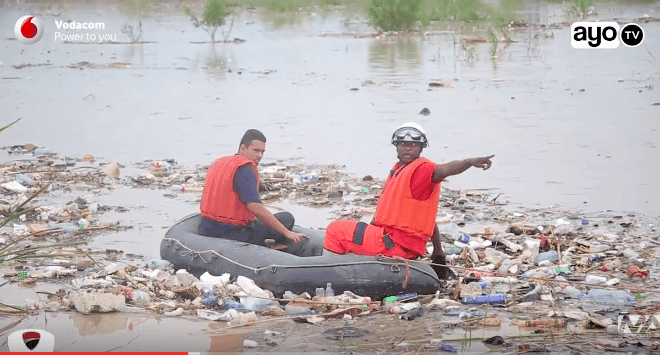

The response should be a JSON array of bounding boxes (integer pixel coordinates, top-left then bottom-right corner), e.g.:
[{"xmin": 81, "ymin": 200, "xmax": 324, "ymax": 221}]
[
  {"xmin": 571, "ymin": 22, "xmax": 644, "ymax": 49},
  {"xmin": 618, "ymin": 314, "xmax": 660, "ymax": 335},
  {"xmin": 7, "ymin": 329, "xmax": 55, "ymax": 351},
  {"xmin": 14, "ymin": 16, "xmax": 44, "ymax": 44}
]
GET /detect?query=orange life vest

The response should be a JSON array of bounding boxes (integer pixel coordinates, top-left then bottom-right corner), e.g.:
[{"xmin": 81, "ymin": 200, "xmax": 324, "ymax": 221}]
[
  {"xmin": 200, "ymin": 155, "xmax": 260, "ymax": 226},
  {"xmin": 373, "ymin": 157, "xmax": 441, "ymax": 256}
]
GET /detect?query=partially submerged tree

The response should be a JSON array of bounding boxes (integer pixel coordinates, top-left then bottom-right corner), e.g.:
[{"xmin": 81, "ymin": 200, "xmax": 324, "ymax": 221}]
[
  {"xmin": 184, "ymin": 0, "xmax": 234, "ymax": 43},
  {"xmin": 120, "ymin": 0, "xmax": 159, "ymax": 42}
]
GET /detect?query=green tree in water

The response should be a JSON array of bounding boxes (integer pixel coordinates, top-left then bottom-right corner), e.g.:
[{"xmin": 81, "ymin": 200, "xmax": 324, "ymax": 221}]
[
  {"xmin": 368, "ymin": 0, "xmax": 423, "ymax": 33},
  {"xmin": 184, "ymin": 0, "xmax": 234, "ymax": 42}
]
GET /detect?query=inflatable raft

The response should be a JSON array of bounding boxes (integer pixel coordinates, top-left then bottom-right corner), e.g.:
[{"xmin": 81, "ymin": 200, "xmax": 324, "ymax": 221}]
[{"xmin": 160, "ymin": 214, "xmax": 442, "ymax": 299}]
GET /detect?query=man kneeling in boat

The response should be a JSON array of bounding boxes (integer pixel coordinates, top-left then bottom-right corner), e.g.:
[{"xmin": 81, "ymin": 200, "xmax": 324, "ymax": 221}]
[
  {"xmin": 198, "ymin": 129, "xmax": 306, "ymax": 247},
  {"xmin": 323, "ymin": 122, "xmax": 494, "ymax": 277}
]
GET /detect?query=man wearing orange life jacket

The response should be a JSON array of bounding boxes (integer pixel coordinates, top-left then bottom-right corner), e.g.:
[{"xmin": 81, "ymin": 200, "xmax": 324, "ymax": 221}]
[
  {"xmin": 323, "ymin": 122, "xmax": 494, "ymax": 277},
  {"xmin": 199, "ymin": 129, "xmax": 306, "ymax": 247}
]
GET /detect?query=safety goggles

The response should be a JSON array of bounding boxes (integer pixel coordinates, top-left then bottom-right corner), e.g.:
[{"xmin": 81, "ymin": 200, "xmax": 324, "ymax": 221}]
[{"xmin": 393, "ymin": 128, "xmax": 425, "ymax": 141}]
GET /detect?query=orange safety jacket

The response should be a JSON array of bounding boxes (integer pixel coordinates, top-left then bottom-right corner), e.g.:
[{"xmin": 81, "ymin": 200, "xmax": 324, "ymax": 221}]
[
  {"xmin": 200, "ymin": 155, "xmax": 260, "ymax": 226},
  {"xmin": 373, "ymin": 157, "xmax": 441, "ymax": 256}
]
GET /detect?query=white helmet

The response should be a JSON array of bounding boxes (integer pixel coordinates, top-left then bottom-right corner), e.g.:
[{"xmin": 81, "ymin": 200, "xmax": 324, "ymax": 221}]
[{"xmin": 391, "ymin": 122, "xmax": 429, "ymax": 148}]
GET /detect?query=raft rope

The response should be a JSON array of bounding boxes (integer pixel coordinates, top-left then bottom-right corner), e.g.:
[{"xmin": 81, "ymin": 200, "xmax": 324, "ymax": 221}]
[
  {"xmin": 392, "ymin": 256, "xmax": 412, "ymax": 288},
  {"xmin": 162, "ymin": 237, "xmax": 441, "ymax": 284}
]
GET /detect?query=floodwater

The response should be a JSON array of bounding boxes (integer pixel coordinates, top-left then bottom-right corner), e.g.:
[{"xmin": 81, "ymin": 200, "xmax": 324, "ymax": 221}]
[{"xmin": 0, "ymin": 1, "xmax": 659, "ymax": 352}]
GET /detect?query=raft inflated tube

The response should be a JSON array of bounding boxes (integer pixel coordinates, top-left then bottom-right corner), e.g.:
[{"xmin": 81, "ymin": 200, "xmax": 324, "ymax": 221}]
[{"xmin": 160, "ymin": 214, "xmax": 442, "ymax": 299}]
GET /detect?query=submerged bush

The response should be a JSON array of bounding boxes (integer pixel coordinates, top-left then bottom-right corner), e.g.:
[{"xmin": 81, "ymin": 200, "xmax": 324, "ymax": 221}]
[
  {"xmin": 367, "ymin": 0, "xmax": 423, "ymax": 32},
  {"xmin": 184, "ymin": 0, "xmax": 234, "ymax": 42}
]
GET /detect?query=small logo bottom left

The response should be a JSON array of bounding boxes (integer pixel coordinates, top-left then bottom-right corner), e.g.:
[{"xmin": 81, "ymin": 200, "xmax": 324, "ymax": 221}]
[{"xmin": 8, "ymin": 329, "xmax": 55, "ymax": 352}]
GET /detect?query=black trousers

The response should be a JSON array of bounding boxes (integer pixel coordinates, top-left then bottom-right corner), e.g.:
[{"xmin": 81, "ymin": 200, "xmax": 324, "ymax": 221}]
[{"xmin": 200, "ymin": 212, "xmax": 295, "ymax": 247}]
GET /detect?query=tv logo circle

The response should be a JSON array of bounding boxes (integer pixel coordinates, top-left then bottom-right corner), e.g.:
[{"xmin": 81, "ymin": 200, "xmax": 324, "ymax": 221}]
[
  {"xmin": 8, "ymin": 329, "xmax": 54, "ymax": 352},
  {"xmin": 571, "ymin": 22, "xmax": 644, "ymax": 49},
  {"xmin": 14, "ymin": 16, "xmax": 44, "ymax": 44}
]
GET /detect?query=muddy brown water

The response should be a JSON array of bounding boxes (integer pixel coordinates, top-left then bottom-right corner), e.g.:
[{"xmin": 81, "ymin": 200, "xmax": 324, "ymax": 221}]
[{"xmin": 1, "ymin": 1, "xmax": 659, "ymax": 353}]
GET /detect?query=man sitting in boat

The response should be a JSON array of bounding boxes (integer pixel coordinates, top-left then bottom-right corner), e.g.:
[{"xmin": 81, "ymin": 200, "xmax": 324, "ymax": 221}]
[
  {"xmin": 198, "ymin": 129, "xmax": 306, "ymax": 247},
  {"xmin": 323, "ymin": 122, "xmax": 494, "ymax": 273}
]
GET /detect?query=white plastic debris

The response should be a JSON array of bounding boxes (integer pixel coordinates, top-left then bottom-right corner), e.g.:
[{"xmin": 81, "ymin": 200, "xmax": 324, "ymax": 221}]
[
  {"xmin": 101, "ymin": 162, "xmax": 121, "ymax": 179},
  {"xmin": 200, "ymin": 272, "xmax": 230, "ymax": 287},
  {"xmin": 197, "ymin": 308, "xmax": 240, "ymax": 321},
  {"xmin": 175, "ymin": 269, "xmax": 198, "ymax": 287},
  {"xmin": 69, "ymin": 291, "xmax": 125, "ymax": 314},
  {"xmin": 237, "ymin": 276, "xmax": 271, "ymax": 299},
  {"xmin": 1, "ymin": 181, "xmax": 28, "ymax": 193},
  {"xmin": 12, "ymin": 224, "xmax": 29, "ymax": 236},
  {"xmin": 44, "ymin": 266, "xmax": 77, "ymax": 278},
  {"xmin": 162, "ymin": 307, "xmax": 184, "ymax": 317},
  {"xmin": 243, "ymin": 340, "xmax": 258, "ymax": 348}
]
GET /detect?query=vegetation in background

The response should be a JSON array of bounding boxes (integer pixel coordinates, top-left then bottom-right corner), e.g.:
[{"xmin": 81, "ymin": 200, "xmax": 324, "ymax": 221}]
[
  {"xmin": 120, "ymin": 0, "xmax": 160, "ymax": 42},
  {"xmin": 184, "ymin": 0, "xmax": 235, "ymax": 42},
  {"xmin": 367, "ymin": 0, "xmax": 423, "ymax": 32},
  {"xmin": 568, "ymin": 0, "xmax": 595, "ymax": 17}
]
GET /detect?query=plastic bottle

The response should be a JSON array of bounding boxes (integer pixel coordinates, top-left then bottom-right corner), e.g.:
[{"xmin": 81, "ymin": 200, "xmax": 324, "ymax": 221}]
[
  {"xmin": 602, "ymin": 259, "xmax": 622, "ymax": 271},
  {"xmin": 589, "ymin": 245, "xmax": 609, "ymax": 253},
  {"xmin": 325, "ymin": 283, "xmax": 335, "ymax": 298},
  {"xmin": 444, "ymin": 245, "xmax": 462, "ymax": 255},
  {"xmin": 589, "ymin": 254, "xmax": 603, "ymax": 262},
  {"xmin": 439, "ymin": 343, "xmax": 458, "ymax": 353},
  {"xmin": 285, "ymin": 304, "xmax": 314, "ymax": 315},
  {"xmin": 533, "ymin": 250, "xmax": 558, "ymax": 265},
  {"xmin": 469, "ymin": 240, "xmax": 492, "ymax": 249},
  {"xmin": 498, "ymin": 259, "xmax": 511, "ymax": 274},
  {"xmin": 315, "ymin": 287, "xmax": 325, "ymax": 298},
  {"xmin": 457, "ymin": 233, "xmax": 470, "ymax": 244},
  {"xmin": 389, "ymin": 302, "xmax": 422, "ymax": 314},
  {"xmin": 461, "ymin": 294, "xmax": 507, "ymax": 306},
  {"xmin": 131, "ymin": 290, "xmax": 151, "ymax": 305},
  {"xmin": 585, "ymin": 275, "xmax": 607, "ymax": 284},
  {"xmin": 492, "ymin": 238, "xmax": 523, "ymax": 252},
  {"xmin": 551, "ymin": 265, "xmax": 572, "ymax": 275},
  {"xmin": 15, "ymin": 174, "xmax": 36, "ymax": 186},
  {"xmin": 401, "ymin": 307, "xmax": 424, "ymax": 320},
  {"xmin": 200, "ymin": 287, "xmax": 214, "ymax": 299},
  {"xmin": 622, "ymin": 249, "xmax": 640, "ymax": 260},
  {"xmin": 201, "ymin": 297, "xmax": 219, "ymax": 307},
  {"xmin": 149, "ymin": 259, "xmax": 173, "ymax": 270},
  {"xmin": 564, "ymin": 286, "xmax": 584, "ymax": 299},
  {"xmin": 522, "ymin": 285, "xmax": 543, "ymax": 302},
  {"xmin": 224, "ymin": 300, "xmax": 246, "ymax": 309},
  {"xmin": 244, "ymin": 297, "xmax": 277, "ymax": 312},
  {"xmin": 586, "ymin": 289, "xmax": 634, "ymax": 305},
  {"xmin": 78, "ymin": 218, "xmax": 89, "ymax": 230}
]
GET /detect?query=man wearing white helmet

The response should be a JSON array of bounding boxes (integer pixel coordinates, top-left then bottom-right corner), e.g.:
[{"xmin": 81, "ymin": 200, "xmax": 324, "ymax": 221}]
[{"xmin": 323, "ymin": 122, "xmax": 494, "ymax": 277}]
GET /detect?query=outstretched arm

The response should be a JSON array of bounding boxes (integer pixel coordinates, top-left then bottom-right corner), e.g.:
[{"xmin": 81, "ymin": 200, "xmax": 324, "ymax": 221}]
[
  {"xmin": 432, "ymin": 155, "xmax": 495, "ymax": 182},
  {"xmin": 246, "ymin": 202, "xmax": 306, "ymax": 243}
]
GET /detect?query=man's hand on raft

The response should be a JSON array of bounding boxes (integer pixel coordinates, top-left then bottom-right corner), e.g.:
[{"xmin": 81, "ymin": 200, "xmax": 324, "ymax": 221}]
[
  {"xmin": 284, "ymin": 231, "xmax": 308, "ymax": 244},
  {"xmin": 470, "ymin": 155, "xmax": 495, "ymax": 170}
]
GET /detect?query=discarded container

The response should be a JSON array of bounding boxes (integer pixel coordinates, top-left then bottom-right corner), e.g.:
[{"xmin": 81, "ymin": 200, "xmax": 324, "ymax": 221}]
[
  {"xmin": 601, "ymin": 260, "xmax": 622, "ymax": 271},
  {"xmin": 244, "ymin": 297, "xmax": 277, "ymax": 312},
  {"xmin": 15, "ymin": 174, "xmax": 36, "ymax": 186},
  {"xmin": 461, "ymin": 294, "xmax": 506, "ymax": 306},
  {"xmin": 551, "ymin": 266, "xmax": 572, "ymax": 275},
  {"xmin": 149, "ymin": 259, "xmax": 173, "ymax": 270},
  {"xmin": 201, "ymin": 297, "xmax": 219, "ymax": 307},
  {"xmin": 589, "ymin": 245, "xmax": 609, "ymax": 253},
  {"xmin": 384, "ymin": 293, "xmax": 417, "ymax": 303},
  {"xmin": 622, "ymin": 249, "xmax": 640, "ymax": 260},
  {"xmin": 522, "ymin": 285, "xmax": 543, "ymax": 302},
  {"xmin": 243, "ymin": 340, "xmax": 258, "ymax": 348},
  {"xmin": 439, "ymin": 343, "xmax": 458, "ymax": 352},
  {"xmin": 457, "ymin": 233, "xmax": 470, "ymax": 244},
  {"xmin": 564, "ymin": 286, "xmax": 584, "ymax": 299},
  {"xmin": 131, "ymin": 290, "xmax": 151, "ymax": 305},
  {"xmin": 224, "ymin": 300, "xmax": 245, "ymax": 309},
  {"xmin": 585, "ymin": 275, "xmax": 607, "ymax": 285},
  {"xmin": 285, "ymin": 304, "xmax": 314, "ymax": 315},
  {"xmin": 586, "ymin": 289, "xmax": 634, "ymax": 305},
  {"xmin": 534, "ymin": 250, "xmax": 558, "ymax": 265},
  {"xmin": 325, "ymin": 283, "xmax": 335, "ymax": 298},
  {"xmin": 389, "ymin": 302, "xmax": 422, "ymax": 314},
  {"xmin": 315, "ymin": 287, "xmax": 325, "ymax": 298},
  {"xmin": 589, "ymin": 254, "xmax": 603, "ymax": 262}
]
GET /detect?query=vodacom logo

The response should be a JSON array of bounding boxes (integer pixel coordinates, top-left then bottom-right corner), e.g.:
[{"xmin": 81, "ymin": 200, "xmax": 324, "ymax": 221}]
[{"xmin": 14, "ymin": 15, "xmax": 44, "ymax": 44}]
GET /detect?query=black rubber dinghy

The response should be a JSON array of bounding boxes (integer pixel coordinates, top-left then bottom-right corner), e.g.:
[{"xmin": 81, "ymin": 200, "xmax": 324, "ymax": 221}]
[{"xmin": 160, "ymin": 214, "xmax": 442, "ymax": 300}]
